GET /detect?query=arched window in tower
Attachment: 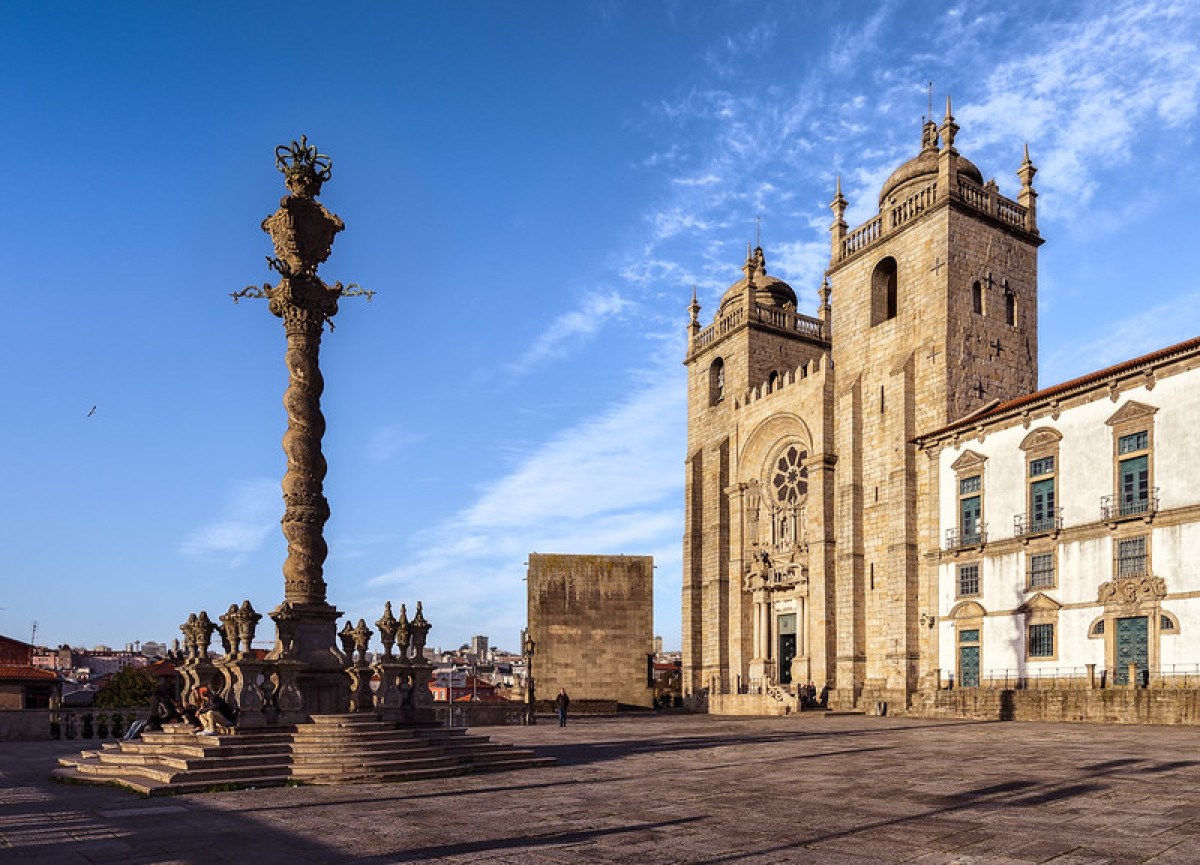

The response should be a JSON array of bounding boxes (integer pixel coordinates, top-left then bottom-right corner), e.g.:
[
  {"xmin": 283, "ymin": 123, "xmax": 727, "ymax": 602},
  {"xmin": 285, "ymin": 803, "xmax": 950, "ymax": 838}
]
[
  {"xmin": 871, "ymin": 257, "xmax": 898, "ymax": 325},
  {"xmin": 709, "ymin": 357, "xmax": 725, "ymax": 405},
  {"xmin": 1004, "ymin": 284, "xmax": 1016, "ymax": 327},
  {"xmin": 767, "ymin": 370, "xmax": 779, "ymax": 391},
  {"xmin": 972, "ymin": 280, "xmax": 983, "ymax": 315}
]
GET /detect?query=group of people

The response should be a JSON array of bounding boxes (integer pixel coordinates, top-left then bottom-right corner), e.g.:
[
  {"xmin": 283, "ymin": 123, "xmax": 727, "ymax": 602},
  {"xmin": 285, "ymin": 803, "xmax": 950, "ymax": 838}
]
[
  {"xmin": 798, "ymin": 681, "xmax": 830, "ymax": 709},
  {"xmin": 133, "ymin": 686, "xmax": 239, "ymax": 738}
]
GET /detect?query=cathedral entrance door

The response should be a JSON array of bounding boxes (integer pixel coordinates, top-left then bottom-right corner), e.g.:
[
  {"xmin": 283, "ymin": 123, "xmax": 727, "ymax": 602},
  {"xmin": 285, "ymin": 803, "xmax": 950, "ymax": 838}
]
[
  {"xmin": 777, "ymin": 614, "xmax": 796, "ymax": 685},
  {"xmin": 1114, "ymin": 616, "xmax": 1149, "ymax": 685}
]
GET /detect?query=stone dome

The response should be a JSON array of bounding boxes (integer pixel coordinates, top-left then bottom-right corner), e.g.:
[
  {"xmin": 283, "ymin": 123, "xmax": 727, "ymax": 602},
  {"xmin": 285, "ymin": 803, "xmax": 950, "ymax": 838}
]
[
  {"xmin": 878, "ymin": 123, "xmax": 983, "ymax": 206},
  {"xmin": 717, "ymin": 247, "xmax": 797, "ymax": 317}
]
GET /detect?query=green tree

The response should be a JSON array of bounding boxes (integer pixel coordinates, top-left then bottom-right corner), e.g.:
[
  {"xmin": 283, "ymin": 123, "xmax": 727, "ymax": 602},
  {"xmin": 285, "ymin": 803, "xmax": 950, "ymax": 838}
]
[{"xmin": 94, "ymin": 666, "xmax": 157, "ymax": 708}]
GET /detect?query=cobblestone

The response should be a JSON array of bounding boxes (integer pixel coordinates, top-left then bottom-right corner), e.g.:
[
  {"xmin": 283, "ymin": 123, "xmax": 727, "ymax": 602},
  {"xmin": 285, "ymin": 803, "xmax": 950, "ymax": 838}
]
[{"xmin": 4, "ymin": 713, "xmax": 1199, "ymax": 863}]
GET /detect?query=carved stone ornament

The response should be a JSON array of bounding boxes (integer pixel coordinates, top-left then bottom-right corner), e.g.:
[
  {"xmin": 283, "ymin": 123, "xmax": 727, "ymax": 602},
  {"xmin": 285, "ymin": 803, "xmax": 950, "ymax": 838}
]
[
  {"xmin": 375, "ymin": 601, "xmax": 398, "ymax": 659},
  {"xmin": 1098, "ymin": 575, "xmax": 1167, "ymax": 606}
]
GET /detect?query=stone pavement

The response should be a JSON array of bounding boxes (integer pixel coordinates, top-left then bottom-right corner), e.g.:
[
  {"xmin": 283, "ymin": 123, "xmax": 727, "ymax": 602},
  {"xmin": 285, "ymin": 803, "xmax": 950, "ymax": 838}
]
[{"xmin": 4, "ymin": 712, "xmax": 1200, "ymax": 864}]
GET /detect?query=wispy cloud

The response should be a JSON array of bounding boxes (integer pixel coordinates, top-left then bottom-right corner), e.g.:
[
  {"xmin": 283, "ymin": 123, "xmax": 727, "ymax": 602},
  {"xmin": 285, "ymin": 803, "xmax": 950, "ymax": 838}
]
[
  {"xmin": 362, "ymin": 365, "xmax": 685, "ymax": 648},
  {"xmin": 507, "ymin": 291, "xmax": 634, "ymax": 374},
  {"xmin": 365, "ymin": 424, "xmax": 423, "ymax": 462},
  {"xmin": 1041, "ymin": 290, "xmax": 1200, "ymax": 385},
  {"xmin": 180, "ymin": 478, "xmax": 279, "ymax": 567}
]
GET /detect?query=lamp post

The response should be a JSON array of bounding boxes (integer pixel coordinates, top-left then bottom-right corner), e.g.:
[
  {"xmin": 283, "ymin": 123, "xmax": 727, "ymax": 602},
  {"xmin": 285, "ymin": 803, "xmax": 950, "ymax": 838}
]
[{"xmin": 522, "ymin": 632, "xmax": 537, "ymax": 726}]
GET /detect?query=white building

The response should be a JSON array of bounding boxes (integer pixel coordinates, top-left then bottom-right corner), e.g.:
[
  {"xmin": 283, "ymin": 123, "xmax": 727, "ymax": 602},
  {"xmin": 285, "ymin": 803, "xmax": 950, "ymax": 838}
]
[{"xmin": 917, "ymin": 337, "xmax": 1200, "ymax": 690}]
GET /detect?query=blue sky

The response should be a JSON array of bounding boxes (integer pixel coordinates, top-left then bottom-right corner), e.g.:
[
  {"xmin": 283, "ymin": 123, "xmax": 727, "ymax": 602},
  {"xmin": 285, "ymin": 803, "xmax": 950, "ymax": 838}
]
[{"xmin": 3, "ymin": 1, "xmax": 1199, "ymax": 654}]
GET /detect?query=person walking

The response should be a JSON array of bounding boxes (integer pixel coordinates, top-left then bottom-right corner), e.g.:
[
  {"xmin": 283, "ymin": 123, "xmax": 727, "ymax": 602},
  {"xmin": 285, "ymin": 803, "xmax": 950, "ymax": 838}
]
[{"xmin": 555, "ymin": 688, "xmax": 571, "ymax": 727}]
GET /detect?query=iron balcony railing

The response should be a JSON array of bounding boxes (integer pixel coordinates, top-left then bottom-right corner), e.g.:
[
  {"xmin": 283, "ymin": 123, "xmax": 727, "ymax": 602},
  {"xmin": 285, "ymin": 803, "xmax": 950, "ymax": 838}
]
[
  {"xmin": 944, "ymin": 525, "xmax": 987, "ymax": 549},
  {"xmin": 1100, "ymin": 488, "xmax": 1159, "ymax": 520},
  {"xmin": 1013, "ymin": 508, "xmax": 1063, "ymax": 537}
]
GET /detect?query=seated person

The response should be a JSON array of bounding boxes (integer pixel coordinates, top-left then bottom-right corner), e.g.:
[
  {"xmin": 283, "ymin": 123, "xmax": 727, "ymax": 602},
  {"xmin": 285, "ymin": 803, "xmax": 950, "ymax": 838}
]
[
  {"xmin": 144, "ymin": 687, "xmax": 186, "ymax": 732},
  {"xmin": 195, "ymin": 687, "xmax": 238, "ymax": 736}
]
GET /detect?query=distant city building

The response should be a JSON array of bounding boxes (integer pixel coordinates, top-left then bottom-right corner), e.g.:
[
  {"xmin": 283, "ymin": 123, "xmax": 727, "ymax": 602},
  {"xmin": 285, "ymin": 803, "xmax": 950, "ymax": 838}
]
[
  {"xmin": 469, "ymin": 635, "xmax": 489, "ymax": 660},
  {"xmin": 0, "ymin": 634, "xmax": 59, "ymax": 709}
]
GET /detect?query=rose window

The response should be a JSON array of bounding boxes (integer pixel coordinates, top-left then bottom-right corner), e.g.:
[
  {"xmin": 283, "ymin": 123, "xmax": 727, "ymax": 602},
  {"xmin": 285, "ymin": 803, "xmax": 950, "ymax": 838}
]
[{"xmin": 771, "ymin": 445, "xmax": 808, "ymax": 504}]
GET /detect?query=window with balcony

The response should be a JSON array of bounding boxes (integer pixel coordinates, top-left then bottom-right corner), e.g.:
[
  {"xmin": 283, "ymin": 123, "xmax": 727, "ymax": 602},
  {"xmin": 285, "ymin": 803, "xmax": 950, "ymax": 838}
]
[
  {"xmin": 948, "ymin": 451, "xmax": 987, "ymax": 549},
  {"xmin": 1018, "ymin": 427, "xmax": 1062, "ymax": 536},
  {"xmin": 1104, "ymin": 401, "xmax": 1158, "ymax": 520}
]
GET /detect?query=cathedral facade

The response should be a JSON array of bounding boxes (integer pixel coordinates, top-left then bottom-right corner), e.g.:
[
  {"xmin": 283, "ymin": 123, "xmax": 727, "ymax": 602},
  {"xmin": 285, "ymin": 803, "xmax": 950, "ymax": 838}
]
[{"xmin": 682, "ymin": 101, "xmax": 1200, "ymax": 718}]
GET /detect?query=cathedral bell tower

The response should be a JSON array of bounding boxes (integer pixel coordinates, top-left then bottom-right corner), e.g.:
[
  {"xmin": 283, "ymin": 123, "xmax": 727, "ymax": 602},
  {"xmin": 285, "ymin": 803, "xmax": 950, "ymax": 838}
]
[
  {"xmin": 683, "ymin": 245, "xmax": 829, "ymax": 697},
  {"xmin": 826, "ymin": 98, "xmax": 1043, "ymax": 710}
]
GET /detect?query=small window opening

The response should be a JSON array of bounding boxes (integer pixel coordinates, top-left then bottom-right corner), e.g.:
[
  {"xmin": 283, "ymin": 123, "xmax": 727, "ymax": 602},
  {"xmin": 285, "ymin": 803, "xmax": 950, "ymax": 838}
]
[
  {"xmin": 871, "ymin": 257, "xmax": 899, "ymax": 325},
  {"xmin": 1004, "ymin": 286, "xmax": 1016, "ymax": 326},
  {"xmin": 972, "ymin": 281, "xmax": 983, "ymax": 314},
  {"xmin": 709, "ymin": 358, "xmax": 725, "ymax": 405}
]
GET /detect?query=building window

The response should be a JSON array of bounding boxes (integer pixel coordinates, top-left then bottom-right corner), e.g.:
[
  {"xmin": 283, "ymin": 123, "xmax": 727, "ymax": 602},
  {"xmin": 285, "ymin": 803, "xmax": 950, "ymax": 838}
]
[
  {"xmin": 709, "ymin": 358, "xmax": 725, "ymax": 405},
  {"xmin": 1116, "ymin": 536, "xmax": 1148, "ymax": 577},
  {"xmin": 1105, "ymin": 402, "xmax": 1158, "ymax": 520},
  {"xmin": 972, "ymin": 280, "xmax": 983, "ymax": 314},
  {"xmin": 1004, "ymin": 285, "xmax": 1016, "ymax": 326},
  {"xmin": 770, "ymin": 445, "xmax": 809, "ymax": 505},
  {"xmin": 871, "ymin": 257, "xmax": 898, "ymax": 325},
  {"xmin": 1028, "ymin": 553, "xmax": 1055, "ymax": 589},
  {"xmin": 959, "ymin": 475, "xmax": 982, "ymax": 545},
  {"xmin": 1092, "ymin": 620, "xmax": 1106, "ymax": 636},
  {"xmin": 1028, "ymin": 456, "xmax": 1057, "ymax": 533},
  {"xmin": 1161, "ymin": 614, "xmax": 1177, "ymax": 632},
  {"xmin": 1028, "ymin": 623, "xmax": 1055, "ymax": 658},
  {"xmin": 767, "ymin": 370, "xmax": 779, "ymax": 390},
  {"xmin": 957, "ymin": 563, "xmax": 981, "ymax": 598}
]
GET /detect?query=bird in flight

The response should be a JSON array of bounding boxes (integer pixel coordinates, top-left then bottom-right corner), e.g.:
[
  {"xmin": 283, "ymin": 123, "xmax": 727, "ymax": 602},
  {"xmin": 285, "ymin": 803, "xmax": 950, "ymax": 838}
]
[{"xmin": 86, "ymin": 405, "xmax": 97, "ymax": 418}]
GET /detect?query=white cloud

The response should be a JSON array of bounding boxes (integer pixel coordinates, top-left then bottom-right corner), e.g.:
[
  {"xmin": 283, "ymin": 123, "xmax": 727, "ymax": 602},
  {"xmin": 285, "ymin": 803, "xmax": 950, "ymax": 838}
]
[
  {"xmin": 507, "ymin": 291, "xmax": 634, "ymax": 374},
  {"xmin": 1041, "ymin": 290, "xmax": 1200, "ymax": 386},
  {"xmin": 365, "ymin": 424, "xmax": 423, "ymax": 462},
  {"xmin": 180, "ymin": 478, "xmax": 279, "ymax": 567},
  {"xmin": 363, "ymin": 367, "xmax": 686, "ymax": 648}
]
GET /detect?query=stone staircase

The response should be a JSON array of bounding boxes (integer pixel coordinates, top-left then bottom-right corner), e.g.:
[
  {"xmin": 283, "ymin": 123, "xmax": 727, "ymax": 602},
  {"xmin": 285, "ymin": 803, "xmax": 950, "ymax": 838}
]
[{"xmin": 52, "ymin": 713, "xmax": 555, "ymax": 796}]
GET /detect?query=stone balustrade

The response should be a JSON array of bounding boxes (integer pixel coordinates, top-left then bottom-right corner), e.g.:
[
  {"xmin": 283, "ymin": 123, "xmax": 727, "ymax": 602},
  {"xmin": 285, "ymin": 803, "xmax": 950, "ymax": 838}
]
[{"xmin": 835, "ymin": 175, "xmax": 1032, "ymax": 266}]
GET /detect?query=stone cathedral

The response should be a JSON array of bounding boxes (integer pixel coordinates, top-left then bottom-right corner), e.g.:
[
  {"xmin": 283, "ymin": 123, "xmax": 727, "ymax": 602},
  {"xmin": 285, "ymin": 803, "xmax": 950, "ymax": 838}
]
[
  {"xmin": 684, "ymin": 99, "xmax": 1200, "ymax": 721},
  {"xmin": 684, "ymin": 100, "xmax": 1035, "ymax": 714}
]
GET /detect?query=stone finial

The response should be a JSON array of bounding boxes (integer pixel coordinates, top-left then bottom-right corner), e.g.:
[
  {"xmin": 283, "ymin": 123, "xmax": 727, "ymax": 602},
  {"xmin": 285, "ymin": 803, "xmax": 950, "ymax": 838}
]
[
  {"xmin": 270, "ymin": 601, "xmax": 298, "ymax": 659},
  {"xmin": 396, "ymin": 603, "xmax": 411, "ymax": 659},
  {"xmin": 180, "ymin": 613, "xmax": 199, "ymax": 659},
  {"xmin": 219, "ymin": 604, "xmax": 240, "ymax": 655},
  {"xmin": 275, "ymin": 135, "xmax": 333, "ymax": 199},
  {"xmin": 818, "ymin": 275, "xmax": 832, "ymax": 325},
  {"xmin": 940, "ymin": 95, "xmax": 958, "ymax": 151},
  {"xmin": 921, "ymin": 118, "xmax": 939, "ymax": 151},
  {"xmin": 830, "ymin": 176, "xmax": 848, "ymax": 260},
  {"xmin": 375, "ymin": 601, "xmax": 398, "ymax": 659},
  {"xmin": 1017, "ymin": 143, "xmax": 1039, "ymax": 234},
  {"xmin": 238, "ymin": 600, "xmax": 262, "ymax": 653},
  {"xmin": 351, "ymin": 619, "xmax": 373, "ymax": 664},
  {"xmin": 195, "ymin": 611, "xmax": 217, "ymax": 659},
  {"xmin": 338, "ymin": 621, "xmax": 356, "ymax": 657},
  {"xmin": 410, "ymin": 601, "xmax": 431, "ymax": 659},
  {"xmin": 687, "ymin": 286, "xmax": 701, "ymax": 343}
]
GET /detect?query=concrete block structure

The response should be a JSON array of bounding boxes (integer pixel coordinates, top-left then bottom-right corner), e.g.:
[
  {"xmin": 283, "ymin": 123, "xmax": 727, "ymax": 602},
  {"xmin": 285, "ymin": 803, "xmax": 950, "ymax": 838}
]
[{"xmin": 527, "ymin": 553, "xmax": 654, "ymax": 708}]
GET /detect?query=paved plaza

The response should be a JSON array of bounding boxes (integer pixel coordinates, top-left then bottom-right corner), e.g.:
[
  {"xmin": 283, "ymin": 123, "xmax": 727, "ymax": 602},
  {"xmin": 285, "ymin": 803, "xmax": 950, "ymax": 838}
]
[{"xmin": 3, "ymin": 713, "xmax": 1200, "ymax": 864}]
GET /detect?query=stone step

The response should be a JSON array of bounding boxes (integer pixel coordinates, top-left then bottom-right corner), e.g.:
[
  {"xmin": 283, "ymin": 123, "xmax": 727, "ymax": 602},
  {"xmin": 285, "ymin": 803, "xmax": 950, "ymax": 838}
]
[
  {"xmin": 55, "ymin": 715, "xmax": 556, "ymax": 795},
  {"xmin": 53, "ymin": 765, "xmax": 293, "ymax": 796}
]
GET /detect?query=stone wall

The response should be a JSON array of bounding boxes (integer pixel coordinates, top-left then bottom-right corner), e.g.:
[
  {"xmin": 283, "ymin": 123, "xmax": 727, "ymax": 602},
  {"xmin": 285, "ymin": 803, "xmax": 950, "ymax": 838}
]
[
  {"xmin": 527, "ymin": 553, "xmax": 654, "ymax": 708},
  {"xmin": 913, "ymin": 688, "xmax": 1200, "ymax": 725}
]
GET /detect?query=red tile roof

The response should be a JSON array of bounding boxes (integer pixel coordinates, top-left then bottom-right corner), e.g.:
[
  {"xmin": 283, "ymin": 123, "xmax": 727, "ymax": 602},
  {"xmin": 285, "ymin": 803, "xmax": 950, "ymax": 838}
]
[
  {"xmin": 0, "ymin": 665, "xmax": 58, "ymax": 682},
  {"xmin": 917, "ymin": 335, "xmax": 1200, "ymax": 442}
]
